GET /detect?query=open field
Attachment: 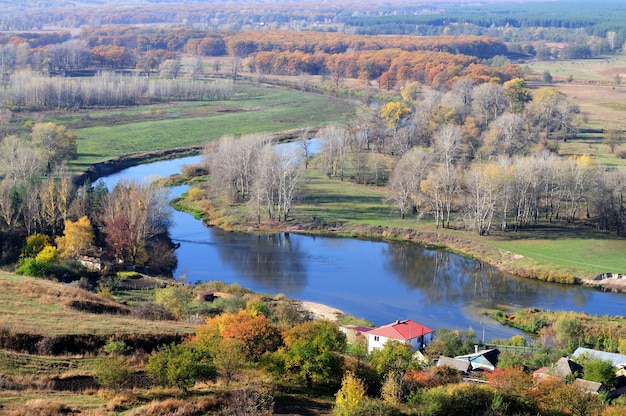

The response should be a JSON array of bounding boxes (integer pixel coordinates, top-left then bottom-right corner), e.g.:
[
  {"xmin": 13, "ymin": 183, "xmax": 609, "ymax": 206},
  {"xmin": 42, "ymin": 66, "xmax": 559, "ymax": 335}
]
[
  {"xmin": 67, "ymin": 83, "xmax": 355, "ymax": 173},
  {"xmin": 524, "ymin": 55, "xmax": 626, "ymax": 83},
  {"xmin": 524, "ymin": 57, "xmax": 626, "ymax": 168},
  {"xmin": 0, "ymin": 272, "xmax": 194, "ymax": 337}
]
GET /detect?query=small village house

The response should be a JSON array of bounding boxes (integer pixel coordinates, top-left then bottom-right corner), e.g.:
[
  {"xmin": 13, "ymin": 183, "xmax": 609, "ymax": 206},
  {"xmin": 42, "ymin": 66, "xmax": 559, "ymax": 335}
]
[
  {"xmin": 365, "ymin": 319, "xmax": 434, "ymax": 353},
  {"xmin": 455, "ymin": 348, "xmax": 500, "ymax": 372}
]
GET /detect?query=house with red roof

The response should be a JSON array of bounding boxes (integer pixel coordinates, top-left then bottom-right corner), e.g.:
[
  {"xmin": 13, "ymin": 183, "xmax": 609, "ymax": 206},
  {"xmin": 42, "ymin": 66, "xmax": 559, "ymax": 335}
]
[{"xmin": 365, "ymin": 319, "xmax": 434, "ymax": 353}]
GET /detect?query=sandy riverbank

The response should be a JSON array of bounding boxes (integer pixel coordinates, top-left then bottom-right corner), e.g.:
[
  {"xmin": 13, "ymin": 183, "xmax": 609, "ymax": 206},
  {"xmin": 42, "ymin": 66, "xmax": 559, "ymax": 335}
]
[{"xmin": 298, "ymin": 301, "xmax": 345, "ymax": 321}]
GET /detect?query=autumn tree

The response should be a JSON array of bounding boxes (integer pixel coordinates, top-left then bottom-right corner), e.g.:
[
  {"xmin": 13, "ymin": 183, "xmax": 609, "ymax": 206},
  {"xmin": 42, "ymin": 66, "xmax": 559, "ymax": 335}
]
[
  {"xmin": 503, "ymin": 77, "xmax": 532, "ymax": 113},
  {"xmin": 528, "ymin": 87, "xmax": 578, "ymax": 145},
  {"xmin": 532, "ymin": 378, "xmax": 604, "ymax": 416},
  {"xmin": 370, "ymin": 340, "xmax": 415, "ymax": 377},
  {"xmin": 195, "ymin": 309, "xmax": 281, "ymax": 361},
  {"xmin": 21, "ymin": 234, "xmax": 51, "ymax": 261},
  {"xmin": 282, "ymin": 320, "xmax": 346, "ymax": 388},
  {"xmin": 334, "ymin": 372, "xmax": 366, "ymax": 416},
  {"xmin": 380, "ymin": 101, "xmax": 412, "ymax": 132},
  {"xmin": 101, "ymin": 179, "xmax": 171, "ymax": 267},
  {"xmin": 485, "ymin": 367, "xmax": 533, "ymax": 398},
  {"xmin": 55, "ymin": 216, "xmax": 95, "ymax": 259},
  {"xmin": 30, "ymin": 122, "xmax": 77, "ymax": 172},
  {"xmin": 213, "ymin": 338, "xmax": 247, "ymax": 385}
]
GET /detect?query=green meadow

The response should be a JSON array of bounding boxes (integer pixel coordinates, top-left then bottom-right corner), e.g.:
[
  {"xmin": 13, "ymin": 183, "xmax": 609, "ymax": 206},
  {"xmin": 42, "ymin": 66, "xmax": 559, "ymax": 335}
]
[{"xmin": 68, "ymin": 84, "xmax": 355, "ymax": 172}]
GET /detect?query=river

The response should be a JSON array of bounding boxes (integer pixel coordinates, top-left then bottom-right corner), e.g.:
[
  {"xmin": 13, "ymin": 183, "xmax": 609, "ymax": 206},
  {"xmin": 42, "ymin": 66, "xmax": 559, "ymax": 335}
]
[{"xmin": 101, "ymin": 156, "xmax": 626, "ymax": 341}]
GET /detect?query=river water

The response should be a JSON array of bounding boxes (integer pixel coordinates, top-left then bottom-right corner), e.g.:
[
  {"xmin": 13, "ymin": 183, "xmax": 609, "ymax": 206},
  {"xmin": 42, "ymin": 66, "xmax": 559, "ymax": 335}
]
[{"xmin": 102, "ymin": 156, "xmax": 626, "ymax": 340}]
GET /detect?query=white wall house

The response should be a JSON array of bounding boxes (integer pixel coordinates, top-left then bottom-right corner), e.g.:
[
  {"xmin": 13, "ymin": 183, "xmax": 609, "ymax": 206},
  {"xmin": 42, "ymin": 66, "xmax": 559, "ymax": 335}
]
[{"xmin": 365, "ymin": 319, "xmax": 434, "ymax": 354}]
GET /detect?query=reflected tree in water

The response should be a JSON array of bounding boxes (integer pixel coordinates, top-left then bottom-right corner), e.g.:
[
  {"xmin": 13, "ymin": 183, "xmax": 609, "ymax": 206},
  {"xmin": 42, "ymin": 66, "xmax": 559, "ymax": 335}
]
[
  {"xmin": 213, "ymin": 232, "xmax": 306, "ymax": 293},
  {"xmin": 381, "ymin": 242, "xmax": 586, "ymax": 310}
]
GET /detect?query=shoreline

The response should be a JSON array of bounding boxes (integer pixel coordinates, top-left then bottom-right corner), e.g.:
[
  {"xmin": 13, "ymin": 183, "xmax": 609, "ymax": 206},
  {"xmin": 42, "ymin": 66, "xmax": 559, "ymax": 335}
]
[
  {"xmin": 78, "ymin": 145, "xmax": 626, "ymax": 296},
  {"xmin": 206, "ymin": 216, "xmax": 626, "ymax": 295}
]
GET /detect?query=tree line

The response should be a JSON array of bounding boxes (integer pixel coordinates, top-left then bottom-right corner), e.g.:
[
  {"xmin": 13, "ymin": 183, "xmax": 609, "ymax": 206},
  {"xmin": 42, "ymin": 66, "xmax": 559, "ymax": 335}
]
[
  {"xmin": 201, "ymin": 76, "xmax": 624, "ymax": 236},
  {"xmin": 3, "ymin": 70, "xmax": 233, "ymax": 111}
]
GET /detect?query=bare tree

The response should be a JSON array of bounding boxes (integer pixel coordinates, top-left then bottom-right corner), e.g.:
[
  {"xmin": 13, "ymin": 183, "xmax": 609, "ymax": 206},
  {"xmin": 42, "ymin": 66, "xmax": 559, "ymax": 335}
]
[
  {"xmin": 386, "ymin": 147, "xmax": 433, "ymax": 218},
  {"xmin": 0, "ymin": 181, "xmax": 21, "ymax": 231},
  {"xmin": 159, "ymin": 59, "xmax": 181, "ymax": 79},
  {"xmin": 481, "ymin": 113, "xmax": 529, "ymax": 157},
  {"xmin": 210, "ymin": 134, "xmax": 271, "ymax": 202},
  {"xmin": 0, "ymin": 135, "xmax": 43, "ymax": 184},
  {"xmin": 472, "ymin": 83, "xmax": 509, "ymax": 126},
  {"xmin": 319, "ymin": 125, "xmax": 348, "ymax": 180},
  {"xmin": 464, "ymin": 163, "xmax": 506, "ymax": 235},
  {"xmin": 428, "ymin": 124, "xmax": 464, "ymax": 227},
  {"xmin": 184, "ymin": 57, "xmax": 204, "ymax": 81}
]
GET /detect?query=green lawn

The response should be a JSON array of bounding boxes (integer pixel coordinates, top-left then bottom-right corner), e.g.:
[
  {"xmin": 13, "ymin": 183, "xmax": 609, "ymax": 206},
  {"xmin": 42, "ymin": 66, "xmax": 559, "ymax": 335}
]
[
  {"xmin": 484, "ymin": 226, "xmax": 626, "ymax": 275},
  {"xmin": 70, "ymin": 84, "xmax": 355, "ymax": 171}
]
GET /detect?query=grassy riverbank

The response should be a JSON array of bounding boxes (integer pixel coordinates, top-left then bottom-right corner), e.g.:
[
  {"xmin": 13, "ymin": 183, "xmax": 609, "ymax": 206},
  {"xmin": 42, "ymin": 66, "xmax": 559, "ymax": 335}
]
[{"xmin": 175, "ymin": 163, "xmax": 626, "ymax": 285}]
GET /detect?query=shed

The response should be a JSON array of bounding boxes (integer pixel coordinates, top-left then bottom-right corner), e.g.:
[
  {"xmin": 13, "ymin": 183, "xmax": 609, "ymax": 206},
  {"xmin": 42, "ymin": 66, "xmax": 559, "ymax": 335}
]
[
  {"xmin": 455, "ymin": 348, "xmax": 500, "ymax": 371},
  {"xmin": 572, "ymin": 347, "xmax": 626, "ymax": 369},
  {"xmin": 339, "ymin": 325, "xmax": 372, "ymax": 344},
  {"xmin": 196, "ymin": 291, "xmax": 216, "ymax": 302},
  {"xmin": 573, "ymin": 378, "xmax": 608, "ymax": 394},
  {"xmin": 534, "ymin": 357, "xmax": 583, "ymax": 382},
  {"xmin": 437, "ymin": 356, "xmax": 472, "ymax": 374}
]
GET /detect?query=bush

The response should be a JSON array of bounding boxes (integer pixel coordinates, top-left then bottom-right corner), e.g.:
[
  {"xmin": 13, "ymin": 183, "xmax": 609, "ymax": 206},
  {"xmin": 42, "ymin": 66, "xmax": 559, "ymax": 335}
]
[
  {"xmin": 133, "ymin": 301, "xmax": 177, "ymax": 321},
  {"xmin": 146, "ymin": 343, "xmax": 216, "ymax": 391},
  {"xmin": 334, "ymin": 372, "xmax": 366, "ymax": 415},
  {"xmin": 93, "ymin": 355, "xmax": 134, "ymax": 391},
  {"xmin": 221, "ymin": 385, "xmax": 274, "ymax": 415},
  {"xmin": 187, "ymin": 187, "xmax": 205, "ymax": 201},
  {"xmin": 104, "ymin": 340, "xmax": 131, "ymax": 356},
  {"xmin": 350, "ymin": 398, "xmax": 402, "ymax": 416},
  {"xmin": 417, "ymin": 383, "xmax": 493, "ymax": 416}
]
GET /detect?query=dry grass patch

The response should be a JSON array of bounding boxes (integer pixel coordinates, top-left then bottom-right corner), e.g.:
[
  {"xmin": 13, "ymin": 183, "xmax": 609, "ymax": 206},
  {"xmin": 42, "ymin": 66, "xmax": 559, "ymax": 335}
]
[{"xmin": 0, "ymin": 272, "xmax": 194, "ymax": 337}]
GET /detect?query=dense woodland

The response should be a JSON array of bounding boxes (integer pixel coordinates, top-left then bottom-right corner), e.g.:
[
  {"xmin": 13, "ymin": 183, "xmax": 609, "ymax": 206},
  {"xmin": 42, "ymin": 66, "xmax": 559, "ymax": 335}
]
[{"xmin": 0, "ymin": 1, "xmax": 626, "ymax": 414}]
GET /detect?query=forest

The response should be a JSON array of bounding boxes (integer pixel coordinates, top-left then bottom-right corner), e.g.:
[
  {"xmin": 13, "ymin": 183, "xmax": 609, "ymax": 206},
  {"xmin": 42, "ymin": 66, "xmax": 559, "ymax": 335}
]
[{"xmin": 0, "ymin": 0, "xmax": 625, "ymax": 414}]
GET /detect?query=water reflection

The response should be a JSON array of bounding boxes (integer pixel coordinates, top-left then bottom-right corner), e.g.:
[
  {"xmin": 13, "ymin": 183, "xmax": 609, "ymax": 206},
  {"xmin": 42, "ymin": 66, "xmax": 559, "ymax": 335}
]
[
  {"xmin": 383, "ymin": 242, "xmax": 593, "ymax": 311},
  {"xmin": 211, "ymin": 231, "xmax": 307, "ymax": 293}
]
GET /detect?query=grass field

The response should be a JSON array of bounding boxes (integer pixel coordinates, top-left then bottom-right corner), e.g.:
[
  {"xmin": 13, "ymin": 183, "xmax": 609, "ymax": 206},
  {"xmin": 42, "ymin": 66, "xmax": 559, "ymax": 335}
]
[
  {"xmin": 0, "ymin": 272, "xmax": 194, "ymax": 337},
  {"xmin": 67, "ymin": 84, "xmax": 355, "ymax": 172}
]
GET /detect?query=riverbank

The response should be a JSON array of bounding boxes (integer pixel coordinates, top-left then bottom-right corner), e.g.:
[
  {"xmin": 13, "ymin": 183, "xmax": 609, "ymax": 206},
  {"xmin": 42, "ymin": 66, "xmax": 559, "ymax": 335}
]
[
  {"xmin": 82, "ymin": 143, "xmax": 626, "ymax": 296},
  {"xmin": 196, "ymin": 202, "xmax": 626, "ymax": 294}
]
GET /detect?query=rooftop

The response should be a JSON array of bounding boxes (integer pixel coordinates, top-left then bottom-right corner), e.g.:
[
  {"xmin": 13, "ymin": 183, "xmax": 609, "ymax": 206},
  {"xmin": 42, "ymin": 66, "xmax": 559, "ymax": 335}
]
[{"xmin": 366, "ymin": 319, "xmax": 434, "ymax": 341}]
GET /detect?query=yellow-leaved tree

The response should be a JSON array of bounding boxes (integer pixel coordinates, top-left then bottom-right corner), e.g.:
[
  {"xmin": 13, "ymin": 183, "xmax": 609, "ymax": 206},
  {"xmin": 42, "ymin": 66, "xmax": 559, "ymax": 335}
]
[
  {"xmin": 380, "ymin": 101, "xmax": 412, "ymax": 131},
  {"xmin": 334, "ymin": 371, "xmax": 366, "ymax": 416},
  {"xmin": 56, "ymin": 216, "xmax": 95, "ymax": 259}
]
